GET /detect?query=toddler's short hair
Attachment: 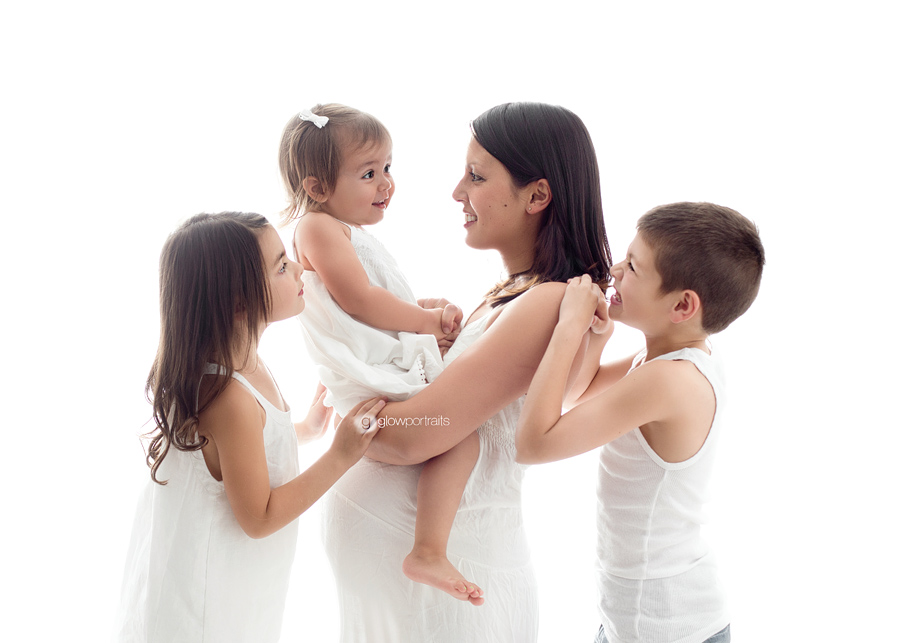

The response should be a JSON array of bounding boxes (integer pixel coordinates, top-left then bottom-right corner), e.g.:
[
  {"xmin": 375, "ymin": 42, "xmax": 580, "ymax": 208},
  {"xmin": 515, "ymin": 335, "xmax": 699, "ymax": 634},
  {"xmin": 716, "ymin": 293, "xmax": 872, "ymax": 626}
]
[
  {"xmin": 278, "ymin": 103, "xmax": 391, "ymax": 222},
  {"xmin": 637, "ymin": 202, "xmax": 764, "ymax": 334}
]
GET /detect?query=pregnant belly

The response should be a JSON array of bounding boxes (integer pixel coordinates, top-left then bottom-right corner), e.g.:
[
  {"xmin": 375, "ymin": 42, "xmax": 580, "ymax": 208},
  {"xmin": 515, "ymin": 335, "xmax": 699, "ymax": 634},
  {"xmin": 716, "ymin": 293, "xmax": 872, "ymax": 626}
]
[
  {"xmin": 329, "ymin": 456, "xmax": 422, "ymax": 537},
  {"xmin": 327, "ymin": 450, "xmax": 530, "ymax": 569}
]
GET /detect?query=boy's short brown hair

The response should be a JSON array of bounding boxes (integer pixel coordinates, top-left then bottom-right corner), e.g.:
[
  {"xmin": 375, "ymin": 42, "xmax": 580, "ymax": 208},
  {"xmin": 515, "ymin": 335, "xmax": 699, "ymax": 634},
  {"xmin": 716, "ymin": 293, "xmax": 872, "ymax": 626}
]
[{"xmin": 637, "ymin": 202, "xmax": 764, "ymax": 334}]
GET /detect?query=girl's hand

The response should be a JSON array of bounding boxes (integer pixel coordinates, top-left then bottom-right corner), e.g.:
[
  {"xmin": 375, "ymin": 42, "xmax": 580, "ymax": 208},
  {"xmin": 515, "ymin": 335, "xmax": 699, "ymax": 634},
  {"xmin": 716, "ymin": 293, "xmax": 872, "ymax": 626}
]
[
  {"xmin": 294, "ymin": 382, "xmax": 334, "ymax": 444},
  {"xmin": 329, "ymin": 397, "xmax": 386, "ymax": 465},
  {"xmin": 560, "ymin": 275, "xmax": 610, "ymax": 336}
]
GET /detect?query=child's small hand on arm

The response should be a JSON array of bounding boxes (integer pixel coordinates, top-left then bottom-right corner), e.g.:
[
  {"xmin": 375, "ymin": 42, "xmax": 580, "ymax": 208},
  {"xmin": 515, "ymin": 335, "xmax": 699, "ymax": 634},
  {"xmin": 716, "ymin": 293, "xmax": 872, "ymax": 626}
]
[
  {"xmin": 328, "ymin": 397, "xmax": 386, "ymax": 466},
  {"xmin": 293, "ymin": 382, "xmax": 334, "ymax": 444}
]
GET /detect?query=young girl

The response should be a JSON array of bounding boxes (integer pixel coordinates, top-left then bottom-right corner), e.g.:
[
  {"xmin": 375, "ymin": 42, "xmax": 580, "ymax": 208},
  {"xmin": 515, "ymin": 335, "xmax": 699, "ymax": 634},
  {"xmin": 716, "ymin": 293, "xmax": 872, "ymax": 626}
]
[
  {"xmin": 116, "ymin": 212, "xmax": 385, "ymax": 642},
  {"xmin": 278, "ymin": 104, "xmax": 484, "ymax": 605}
]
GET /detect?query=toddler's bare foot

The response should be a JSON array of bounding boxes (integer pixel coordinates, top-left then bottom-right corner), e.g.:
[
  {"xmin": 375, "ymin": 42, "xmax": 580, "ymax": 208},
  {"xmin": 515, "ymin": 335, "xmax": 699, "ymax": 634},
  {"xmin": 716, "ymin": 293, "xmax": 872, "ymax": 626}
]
[{"xmin": 403, "ymin": 549, "xmax": 484, "ymax": 606}]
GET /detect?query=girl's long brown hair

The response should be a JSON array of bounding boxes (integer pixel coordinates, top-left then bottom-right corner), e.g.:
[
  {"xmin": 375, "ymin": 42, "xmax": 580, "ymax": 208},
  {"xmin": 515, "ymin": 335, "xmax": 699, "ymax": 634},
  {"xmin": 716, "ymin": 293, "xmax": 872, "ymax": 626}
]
[
  {"xmin": 471, "ymin": 103, "xmax": 612, "ymax": 305},
  {"xmin": 144, "ymin": 212, "xmax": 271, "ymax": 484}
]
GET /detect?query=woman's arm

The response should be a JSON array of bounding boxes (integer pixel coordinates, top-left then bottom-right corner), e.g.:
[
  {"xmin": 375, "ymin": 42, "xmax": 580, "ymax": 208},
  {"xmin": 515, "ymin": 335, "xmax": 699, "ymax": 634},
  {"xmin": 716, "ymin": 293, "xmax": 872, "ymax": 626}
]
[
  {"xmin": 202, "ymin": 385, "xmax": 384, "ymax": 539},
  {"xmin": 364, "ymin": 282, "xmax": 596, "ymax": 465},
  {"xmin": 296, "ymin": 214, "xmax": 446, "ymax": 338}
]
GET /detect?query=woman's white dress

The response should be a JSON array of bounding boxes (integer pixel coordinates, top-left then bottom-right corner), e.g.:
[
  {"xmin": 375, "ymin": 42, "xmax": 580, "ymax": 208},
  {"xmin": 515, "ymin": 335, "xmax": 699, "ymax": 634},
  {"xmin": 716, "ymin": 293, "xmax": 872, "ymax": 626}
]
[
  {"xmin": 297, "ymin": 222, "xmax": 444, "ymax": 417},
  {"xmin": 115, "ymin": 366, "xmax": 300, "ymax": 642},
  {"xmin": 323, "ymin": 312, "xmax": 538, "ymax": 643}
]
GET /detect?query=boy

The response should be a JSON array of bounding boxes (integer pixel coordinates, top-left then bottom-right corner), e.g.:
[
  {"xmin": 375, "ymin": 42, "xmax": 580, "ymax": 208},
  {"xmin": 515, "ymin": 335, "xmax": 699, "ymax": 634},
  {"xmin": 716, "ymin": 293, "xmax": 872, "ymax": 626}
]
[{"xmin": 516, "ymin": 202, "xmax": 764, "ymax": 643}]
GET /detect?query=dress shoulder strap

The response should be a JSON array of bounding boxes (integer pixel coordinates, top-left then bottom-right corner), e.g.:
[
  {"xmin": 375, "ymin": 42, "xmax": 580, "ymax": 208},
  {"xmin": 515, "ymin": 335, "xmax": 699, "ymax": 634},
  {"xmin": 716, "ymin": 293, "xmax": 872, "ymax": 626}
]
[{"xmin": 203, "ymin": 363, "xmax": 284, "ymax": 414}]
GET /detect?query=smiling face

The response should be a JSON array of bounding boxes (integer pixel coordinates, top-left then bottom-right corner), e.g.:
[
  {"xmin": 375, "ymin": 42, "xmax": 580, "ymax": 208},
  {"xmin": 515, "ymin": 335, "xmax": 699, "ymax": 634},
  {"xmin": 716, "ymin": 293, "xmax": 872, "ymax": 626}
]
[
  {"xmin": 320, "ymin": 139, "xmax": 394, "ymax": 227},
  {"xmin": 256, "ymin": 225, "xmax": 305, "ymax": 322},
  {"xmin": 451, "ymin": 137, "xmax": 533, "ymax": 256},
  {"xmin": 607, "ymin": 232, "xmax": 678, "ymax": 335}
]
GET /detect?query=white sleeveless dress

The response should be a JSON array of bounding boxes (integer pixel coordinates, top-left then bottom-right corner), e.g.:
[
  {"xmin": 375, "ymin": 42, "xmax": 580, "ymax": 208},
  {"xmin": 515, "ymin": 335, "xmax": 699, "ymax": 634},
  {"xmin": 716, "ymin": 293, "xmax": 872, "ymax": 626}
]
[
  {"xmin": 115, "ymin": 366, "xmax": 301, "ymax": 642},
  {"xmin": 297, "ymin": 222, "xmax": 444, "ymax": 417},
  {"xmin": 323, "ymin": 311, "xmax": 539, "ymax": 643}
]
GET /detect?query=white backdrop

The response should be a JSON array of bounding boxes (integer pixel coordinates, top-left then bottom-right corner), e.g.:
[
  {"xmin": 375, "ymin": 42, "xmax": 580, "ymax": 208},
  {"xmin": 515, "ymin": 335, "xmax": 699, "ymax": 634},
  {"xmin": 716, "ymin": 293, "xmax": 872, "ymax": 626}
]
[{"xmin": 2, "ymin": 1, "xmax": 897, "ymax": 640}]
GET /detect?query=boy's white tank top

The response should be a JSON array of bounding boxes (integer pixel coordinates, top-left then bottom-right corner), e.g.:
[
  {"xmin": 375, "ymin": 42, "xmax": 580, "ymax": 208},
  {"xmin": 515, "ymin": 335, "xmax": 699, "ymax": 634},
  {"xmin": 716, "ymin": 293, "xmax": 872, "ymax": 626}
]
[{"xmin": 596, "ymin": 346, "xmax": 730, "ymax": 643}]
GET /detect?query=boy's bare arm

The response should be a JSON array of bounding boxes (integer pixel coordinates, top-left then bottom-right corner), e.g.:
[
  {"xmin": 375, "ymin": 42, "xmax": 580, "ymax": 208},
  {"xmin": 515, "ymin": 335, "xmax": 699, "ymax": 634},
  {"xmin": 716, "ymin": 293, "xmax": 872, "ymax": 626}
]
[
  {"xmin": 566, "ymin": 352, "xmax": 637, "ymax": 408},
  {"xmin": 517, "ymin": 275, "xmax": 609, "ymax": 461},
  {"xmin": 516, "ymin": 350, "xmax": 689, "ymax": 464},
  {"xmin": 562, "ymin": 326, "xmax": 615, "ymax": 408},
  {"xmin": 517, "ymin": 276, "xmax": 714, "ymax": 464}
]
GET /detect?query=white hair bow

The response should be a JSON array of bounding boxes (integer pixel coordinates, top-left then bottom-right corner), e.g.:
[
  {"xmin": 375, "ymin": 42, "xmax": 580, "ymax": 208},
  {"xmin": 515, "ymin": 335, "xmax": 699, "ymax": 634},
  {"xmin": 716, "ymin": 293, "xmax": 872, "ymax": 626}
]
[{"xmin": 298, "ymin": 108, "xmax": 329, "ymax": 129}]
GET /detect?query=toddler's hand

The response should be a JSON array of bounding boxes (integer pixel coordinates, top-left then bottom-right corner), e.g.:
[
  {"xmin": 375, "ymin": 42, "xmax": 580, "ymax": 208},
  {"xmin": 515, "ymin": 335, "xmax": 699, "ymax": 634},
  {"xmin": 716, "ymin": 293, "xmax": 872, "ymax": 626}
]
[
  {"xmin": 419, "ymin": 298, "xmax": 463, "ymax": 355},
  {"xmin": 330, "ymin": 397, "xmax": 386, "ymax": 465},
  {"xmin": 294, "ymin": 382, "xmax": 334, "ymax": 444},
  {"xmin": 423, "ymin": 307, "xmax": 449, "ymax": 342},
  {"xmin": 560, "ymin": 275, "xmax": 610, "ymax": 335}
]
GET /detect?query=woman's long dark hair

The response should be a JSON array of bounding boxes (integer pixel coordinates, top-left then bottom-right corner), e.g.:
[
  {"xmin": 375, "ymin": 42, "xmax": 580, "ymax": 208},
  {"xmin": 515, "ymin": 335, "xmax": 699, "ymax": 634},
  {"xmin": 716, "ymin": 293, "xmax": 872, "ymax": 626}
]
[
  {"xmin": 471, "ymin": 102, "xmax": 612, "ymax": 306},
  {"xmin": 144, "ymin": 212, "xmax": 271, "ymax": 484}
]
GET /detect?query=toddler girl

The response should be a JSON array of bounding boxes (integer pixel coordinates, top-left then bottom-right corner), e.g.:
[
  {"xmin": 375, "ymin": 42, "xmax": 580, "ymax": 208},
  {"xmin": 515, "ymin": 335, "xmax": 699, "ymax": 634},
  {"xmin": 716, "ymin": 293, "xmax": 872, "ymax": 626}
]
[
  {"xmin": 116, "ymin": 211, "xmax": 385, "ymax": 642},
  {"xmin": 279, "ymin": 104, "xmax": 484, "ymax": 604}
]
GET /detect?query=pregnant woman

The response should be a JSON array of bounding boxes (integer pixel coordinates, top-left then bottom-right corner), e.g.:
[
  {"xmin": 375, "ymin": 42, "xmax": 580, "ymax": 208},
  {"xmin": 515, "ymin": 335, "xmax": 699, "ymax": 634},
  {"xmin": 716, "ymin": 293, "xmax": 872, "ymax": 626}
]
[{"xmin": 323, "ymin": 102, "xmax": 613, "ymax": 642}]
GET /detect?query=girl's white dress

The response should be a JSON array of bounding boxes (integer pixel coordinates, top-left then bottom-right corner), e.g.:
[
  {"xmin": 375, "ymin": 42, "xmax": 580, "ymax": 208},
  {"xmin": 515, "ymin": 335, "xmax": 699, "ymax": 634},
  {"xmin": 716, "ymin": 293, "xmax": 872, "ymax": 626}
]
[
  {"xmin": 297, "ymin": 222, "xmax": 444, "ymax": 417},
  {"xmin": 115, "ymin": 366, "xmax": 300, "ymax": 643},
  {"xmin": 323, "ymin": 311, "xmax": 539, "ymax": 643}
]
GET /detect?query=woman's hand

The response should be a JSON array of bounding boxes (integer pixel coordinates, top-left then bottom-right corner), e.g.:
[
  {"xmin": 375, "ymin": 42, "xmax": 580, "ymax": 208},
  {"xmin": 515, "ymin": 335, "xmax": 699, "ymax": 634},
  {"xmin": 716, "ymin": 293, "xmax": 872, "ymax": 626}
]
[
  {"xmin": 418, "ymin": 297, "xmax": 464, "ymax": 355},
  {"xmin": 329, "ymin": 397, "xmax": 386, "ymax": 466},
  {"xmin": 561, "ymin": 275, "xmax": 611, "ymax": 336},
  {"xmin": 294, "ymin": 382, "xmax": 334, "ymax": 444}
]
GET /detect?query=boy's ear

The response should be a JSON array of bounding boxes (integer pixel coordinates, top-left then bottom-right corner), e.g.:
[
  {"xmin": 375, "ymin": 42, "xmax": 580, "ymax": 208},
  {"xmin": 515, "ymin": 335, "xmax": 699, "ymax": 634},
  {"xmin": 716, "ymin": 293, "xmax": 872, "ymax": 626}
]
[
  {"xmin": 526, "ymin": 178, "xmax": 552, "ymax": 215},
  {"xmin": 670, "ymin": 290, "xmax": 702, "ymax": 325},
  {"xmin": 302, "ymin": 176, "xmax": 329, "ymax": 203}
]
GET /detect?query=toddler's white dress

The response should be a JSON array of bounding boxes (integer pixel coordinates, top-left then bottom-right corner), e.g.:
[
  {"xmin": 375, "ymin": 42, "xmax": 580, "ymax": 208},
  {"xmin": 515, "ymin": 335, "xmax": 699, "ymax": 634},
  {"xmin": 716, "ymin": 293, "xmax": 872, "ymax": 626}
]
[
  {"xmin": 297, "ymin": 222, "xmax": 443, "ymax": 417},
  {"xmin": 115, "ymin": 366, "xmax": 300, "ymax": 642},
  {"xmin": 323, "ymin": 310, "xmax": 539, "ymax": 643}
]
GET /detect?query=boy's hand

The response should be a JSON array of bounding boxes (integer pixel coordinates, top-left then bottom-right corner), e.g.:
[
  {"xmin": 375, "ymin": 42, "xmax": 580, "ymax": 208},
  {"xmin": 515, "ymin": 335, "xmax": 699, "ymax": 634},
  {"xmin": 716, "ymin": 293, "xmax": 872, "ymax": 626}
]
[
  {"xmin": 329, "ymin": 397, "xmax": 386, "ymax": 465},
  {"xmin": 561, "ymin": 275, "xmax": 610, "ymax": 336},
  {"xmin": 294, "ymin": 382, "xmax": 334, "ymax": 444}
]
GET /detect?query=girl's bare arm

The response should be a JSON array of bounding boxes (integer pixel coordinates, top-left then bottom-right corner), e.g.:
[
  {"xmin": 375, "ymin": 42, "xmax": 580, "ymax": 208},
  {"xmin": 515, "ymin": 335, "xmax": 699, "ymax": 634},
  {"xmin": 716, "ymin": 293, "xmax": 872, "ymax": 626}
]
[
  {"xmin": 296, "ymin": 214, "xmax": 446, "ymax": 337},
  {"xmin": 202, "ymin": 386, "xmax": 384, "ymax": 539}
]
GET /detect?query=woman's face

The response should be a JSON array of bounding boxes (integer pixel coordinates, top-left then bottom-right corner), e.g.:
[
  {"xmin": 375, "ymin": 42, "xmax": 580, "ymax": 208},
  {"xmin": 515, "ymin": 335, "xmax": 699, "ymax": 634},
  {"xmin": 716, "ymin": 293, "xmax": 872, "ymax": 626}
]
[{"xmin": 452, "ymin": 138, "xmax": 531, "ymax": 255}]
